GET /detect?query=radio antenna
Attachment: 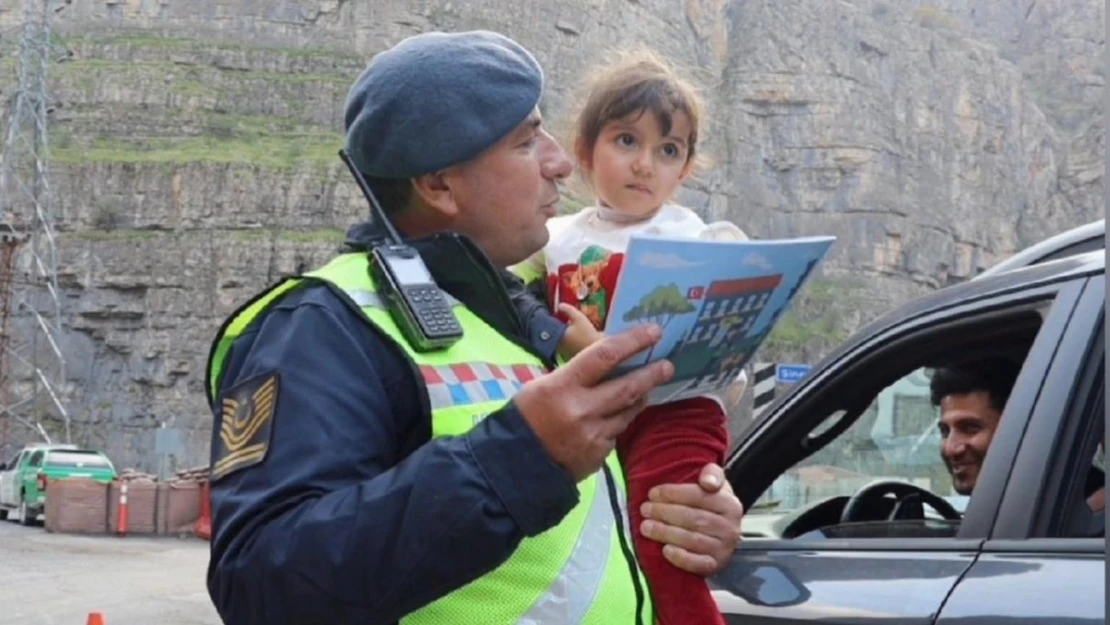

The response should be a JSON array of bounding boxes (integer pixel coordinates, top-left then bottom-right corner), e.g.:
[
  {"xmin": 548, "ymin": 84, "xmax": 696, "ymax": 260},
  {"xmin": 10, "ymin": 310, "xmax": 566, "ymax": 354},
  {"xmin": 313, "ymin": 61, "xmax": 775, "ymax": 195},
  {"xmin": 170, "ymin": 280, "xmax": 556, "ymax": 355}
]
[{"xmin": 339, "ymin": 150, "xmax": 404, "ymax": 245}]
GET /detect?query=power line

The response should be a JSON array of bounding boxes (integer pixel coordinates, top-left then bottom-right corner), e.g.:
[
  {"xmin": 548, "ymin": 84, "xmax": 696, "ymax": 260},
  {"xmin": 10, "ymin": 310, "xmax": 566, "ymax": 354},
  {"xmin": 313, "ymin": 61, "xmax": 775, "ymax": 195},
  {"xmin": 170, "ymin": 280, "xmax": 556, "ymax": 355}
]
[{"xmin": 0, "ymin": 0, "xmax": 74, "ymax": 458}]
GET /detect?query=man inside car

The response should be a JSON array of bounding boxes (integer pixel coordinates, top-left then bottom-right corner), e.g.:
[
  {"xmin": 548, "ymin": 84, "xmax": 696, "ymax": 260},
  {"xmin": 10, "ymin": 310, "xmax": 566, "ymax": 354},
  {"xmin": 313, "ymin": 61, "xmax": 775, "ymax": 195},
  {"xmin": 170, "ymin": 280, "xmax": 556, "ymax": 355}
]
[
  {"xmin": 931, "ymin": 359, "xmax": 1104, "ymax": 518},
  {"xmin": 930, "ymin": 358, "xmax": 1021, "ymax": 496}
]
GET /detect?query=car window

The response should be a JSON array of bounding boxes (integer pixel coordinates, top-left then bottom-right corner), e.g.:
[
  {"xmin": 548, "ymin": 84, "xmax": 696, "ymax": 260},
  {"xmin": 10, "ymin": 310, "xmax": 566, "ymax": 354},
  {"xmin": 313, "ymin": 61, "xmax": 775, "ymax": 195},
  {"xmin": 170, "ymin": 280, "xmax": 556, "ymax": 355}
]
[
  {"xmin": 756, "ymin": 368, "xmax": 965, "ymax": 516},
  {"xmin": 1052, "ymin": 413, "xmax": 1102, "ymax": 538},
  {"xmin": 1036, "ymin": 237, "xmax": 1104, "ymax": 264},
  {"xmin": 734, "ymin": 281, "xmax": 1085, "ymax": 543},
  {"xmin": 45, "ymin": 451, "xmax": 112, "ymax": 469},
  {"xmin": 1045, "ymin": 324, "xmax": 1104, "ymax": 539},
  {"xmin": 28, "ymin": 451, "xmax": 43, "ymax": 467}
]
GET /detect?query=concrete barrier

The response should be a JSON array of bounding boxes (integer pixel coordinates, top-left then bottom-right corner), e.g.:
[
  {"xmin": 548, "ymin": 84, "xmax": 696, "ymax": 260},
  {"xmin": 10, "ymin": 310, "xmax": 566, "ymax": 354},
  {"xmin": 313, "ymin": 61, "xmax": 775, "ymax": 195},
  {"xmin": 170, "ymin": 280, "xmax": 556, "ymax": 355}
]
[
  {"xmin": 42, "ymin": 469, "xmax": 207, "ymax": 536},
  {"xmin": 44, "ymin": 478, "xmax": 110, "ymax": 534},
  {"xmin": 157, "ymin": 481, "xmax": 202, "ymax": 534},
  {"xmin": 108, "ymin": 480, "xmax": 157, "ymax": 534}
]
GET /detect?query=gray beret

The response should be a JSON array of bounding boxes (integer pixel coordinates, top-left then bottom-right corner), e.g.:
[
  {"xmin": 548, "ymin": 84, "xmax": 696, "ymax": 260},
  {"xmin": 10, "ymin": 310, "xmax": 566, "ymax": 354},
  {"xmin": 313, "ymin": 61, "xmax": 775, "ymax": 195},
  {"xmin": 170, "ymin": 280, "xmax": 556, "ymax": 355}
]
[{"xmin": 343, "ymin": 30, "xmax": 544, "ymax": 179}]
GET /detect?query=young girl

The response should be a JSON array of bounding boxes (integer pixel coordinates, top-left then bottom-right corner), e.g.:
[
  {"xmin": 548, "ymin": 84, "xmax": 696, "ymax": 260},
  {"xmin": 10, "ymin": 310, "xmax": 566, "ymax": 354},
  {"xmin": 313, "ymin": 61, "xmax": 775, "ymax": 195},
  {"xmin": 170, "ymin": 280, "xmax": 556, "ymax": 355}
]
[{"xmin": 515, "ymin": 50, "xmax": 746, "ymax": 625}]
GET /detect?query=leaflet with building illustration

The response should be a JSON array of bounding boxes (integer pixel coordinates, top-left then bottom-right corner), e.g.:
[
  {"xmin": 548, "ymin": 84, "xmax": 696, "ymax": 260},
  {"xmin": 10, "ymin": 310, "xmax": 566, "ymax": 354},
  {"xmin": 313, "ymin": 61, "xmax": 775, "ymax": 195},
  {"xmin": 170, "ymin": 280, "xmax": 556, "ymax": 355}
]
[{"xmin": 598, "ymin": 233, "xmax": 836, "ymax": 405}]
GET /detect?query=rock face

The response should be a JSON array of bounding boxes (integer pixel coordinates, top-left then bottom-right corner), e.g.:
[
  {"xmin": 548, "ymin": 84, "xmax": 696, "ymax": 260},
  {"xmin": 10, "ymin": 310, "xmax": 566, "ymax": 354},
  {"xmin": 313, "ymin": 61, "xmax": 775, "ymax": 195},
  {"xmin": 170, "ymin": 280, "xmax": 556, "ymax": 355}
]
[
  {"xmin": 0, "ymin": 0, "xmax": 1101, "ymax": 469},
  {"xmin": 905, "ymin": 0, "xmax": 1105, "ymax": 227}
]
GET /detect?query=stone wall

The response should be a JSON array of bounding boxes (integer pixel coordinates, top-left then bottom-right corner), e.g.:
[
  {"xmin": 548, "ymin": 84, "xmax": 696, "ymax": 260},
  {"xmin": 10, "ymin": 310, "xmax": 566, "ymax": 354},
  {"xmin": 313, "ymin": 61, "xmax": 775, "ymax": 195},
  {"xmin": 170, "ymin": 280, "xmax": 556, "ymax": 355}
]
[{"xmin": 0, "ymin": 0, "xmax": 1101, "ymax": 469}]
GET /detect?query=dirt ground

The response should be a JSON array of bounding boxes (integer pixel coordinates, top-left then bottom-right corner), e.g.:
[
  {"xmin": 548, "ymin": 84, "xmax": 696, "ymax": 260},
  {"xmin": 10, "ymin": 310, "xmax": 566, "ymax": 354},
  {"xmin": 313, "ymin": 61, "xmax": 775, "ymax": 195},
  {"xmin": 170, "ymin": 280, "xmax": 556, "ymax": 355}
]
[{"xmin": 0, "ymin": 521, "xmax": 219, "ymax": 625}]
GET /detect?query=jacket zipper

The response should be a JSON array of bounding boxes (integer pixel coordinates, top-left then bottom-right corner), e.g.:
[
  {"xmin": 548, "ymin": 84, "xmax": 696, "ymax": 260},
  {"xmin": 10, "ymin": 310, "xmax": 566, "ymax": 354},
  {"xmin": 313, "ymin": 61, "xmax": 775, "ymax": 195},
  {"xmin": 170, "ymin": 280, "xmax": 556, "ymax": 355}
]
[
  {"xmin": 603, "ymin": 463, "xmax": 647, "ymax": 624},
  {"xmin": 455, "ymin": 241, "xmax": 558, "ymax": 369}
]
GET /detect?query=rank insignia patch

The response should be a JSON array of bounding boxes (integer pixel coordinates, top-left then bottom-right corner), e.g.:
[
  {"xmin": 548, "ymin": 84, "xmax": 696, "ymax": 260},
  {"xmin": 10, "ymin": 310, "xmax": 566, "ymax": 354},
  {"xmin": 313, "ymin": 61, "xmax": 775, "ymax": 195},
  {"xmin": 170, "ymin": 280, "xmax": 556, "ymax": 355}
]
[{"xmin": 212, "ymin": 372, "xmax": 279, "ymax": 481}]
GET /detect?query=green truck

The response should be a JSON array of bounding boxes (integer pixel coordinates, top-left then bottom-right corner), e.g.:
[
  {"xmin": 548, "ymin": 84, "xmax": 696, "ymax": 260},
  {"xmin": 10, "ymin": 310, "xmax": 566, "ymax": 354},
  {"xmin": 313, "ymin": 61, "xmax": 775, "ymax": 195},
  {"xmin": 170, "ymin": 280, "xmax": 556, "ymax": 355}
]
[{"xmin": 0, "ymin": 444, "xmax": 118, "ymax": 525}]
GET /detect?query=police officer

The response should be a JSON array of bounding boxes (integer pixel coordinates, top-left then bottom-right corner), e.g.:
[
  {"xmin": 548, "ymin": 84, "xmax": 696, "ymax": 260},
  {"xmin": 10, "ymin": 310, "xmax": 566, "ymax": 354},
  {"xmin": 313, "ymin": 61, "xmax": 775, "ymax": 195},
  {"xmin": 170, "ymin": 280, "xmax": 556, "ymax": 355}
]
[{"xmin": 205, "ymin": 30, "xmax": 745, "ymax": 625}]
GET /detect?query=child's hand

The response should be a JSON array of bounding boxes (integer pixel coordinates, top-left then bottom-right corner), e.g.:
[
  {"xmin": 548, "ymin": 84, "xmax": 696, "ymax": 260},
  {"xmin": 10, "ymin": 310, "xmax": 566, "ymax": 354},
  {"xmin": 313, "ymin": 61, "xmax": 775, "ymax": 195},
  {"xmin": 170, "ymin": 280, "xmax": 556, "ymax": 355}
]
[{"xmin": 557, "ymin": 303, "xmax": 604, "ymax": 360}]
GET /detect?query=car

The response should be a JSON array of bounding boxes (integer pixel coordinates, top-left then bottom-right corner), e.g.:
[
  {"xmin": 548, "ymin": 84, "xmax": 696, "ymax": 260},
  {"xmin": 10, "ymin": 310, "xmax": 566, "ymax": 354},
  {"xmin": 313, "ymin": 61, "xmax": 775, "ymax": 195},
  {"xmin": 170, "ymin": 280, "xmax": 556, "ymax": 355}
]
[
  {"xmin": 0, "ymin": 445, "xmax": 117, "ymax": 525},
  {"xmin": 710, "ymin": 240, "xmax": 1104, "ymax": 623},
  {"xmin": 0, "ymin": 442, "xmax": 78, "ymax": 522},
  {"xmin": 974, "ymin": 219, "xmax": 1103, "ymax": 280}
]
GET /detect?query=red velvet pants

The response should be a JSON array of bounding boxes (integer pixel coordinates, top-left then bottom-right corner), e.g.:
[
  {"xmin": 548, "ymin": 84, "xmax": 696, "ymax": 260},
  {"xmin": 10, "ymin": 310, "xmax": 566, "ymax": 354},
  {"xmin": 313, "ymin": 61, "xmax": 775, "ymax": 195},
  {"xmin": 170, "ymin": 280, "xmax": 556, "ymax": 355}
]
[{"xmin": 616, "ymin": 396, "xmax": 729, "ymax": 625}]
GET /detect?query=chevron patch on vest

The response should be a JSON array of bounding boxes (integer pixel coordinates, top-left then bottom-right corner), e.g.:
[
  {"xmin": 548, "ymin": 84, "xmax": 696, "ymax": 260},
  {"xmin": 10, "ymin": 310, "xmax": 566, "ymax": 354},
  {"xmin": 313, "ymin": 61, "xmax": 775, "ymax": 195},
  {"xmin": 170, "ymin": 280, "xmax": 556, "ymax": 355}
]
[
  {"xmin": 212, "ymin": 371, "xmax": 279, "ymax": 481},
  {"xmin": 419, "ymin": 362, "xmax": 546, "ymax": 409}
]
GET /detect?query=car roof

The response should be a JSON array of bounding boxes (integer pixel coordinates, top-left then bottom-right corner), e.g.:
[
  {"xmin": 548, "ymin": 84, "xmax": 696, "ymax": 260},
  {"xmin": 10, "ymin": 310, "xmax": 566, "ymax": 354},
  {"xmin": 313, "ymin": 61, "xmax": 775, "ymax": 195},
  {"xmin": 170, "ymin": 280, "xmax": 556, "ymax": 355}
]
[
  {"xmin": 817, "ymin": 248, "xmax": 1104, "ymax": 369},
  {"xmin": 975, "ymin": 219, "xmax": 1104, "ymax": 280}
]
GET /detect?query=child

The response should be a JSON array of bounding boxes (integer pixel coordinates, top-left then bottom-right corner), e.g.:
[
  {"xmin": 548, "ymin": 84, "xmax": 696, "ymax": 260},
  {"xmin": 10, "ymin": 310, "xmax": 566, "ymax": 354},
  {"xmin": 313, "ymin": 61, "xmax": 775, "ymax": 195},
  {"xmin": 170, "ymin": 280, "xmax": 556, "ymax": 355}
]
[{"xmin": 515, "ymin": 49, "xmax": 747, "ymax": 625}]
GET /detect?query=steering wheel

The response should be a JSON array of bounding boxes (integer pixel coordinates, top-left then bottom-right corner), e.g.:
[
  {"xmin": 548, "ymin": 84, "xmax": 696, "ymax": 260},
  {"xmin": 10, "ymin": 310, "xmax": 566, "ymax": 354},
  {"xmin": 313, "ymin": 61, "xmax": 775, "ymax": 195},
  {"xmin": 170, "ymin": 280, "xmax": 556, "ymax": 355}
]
[{"xmin": 840, "ymin": 479, "xmax": 962, "ymax": 523}]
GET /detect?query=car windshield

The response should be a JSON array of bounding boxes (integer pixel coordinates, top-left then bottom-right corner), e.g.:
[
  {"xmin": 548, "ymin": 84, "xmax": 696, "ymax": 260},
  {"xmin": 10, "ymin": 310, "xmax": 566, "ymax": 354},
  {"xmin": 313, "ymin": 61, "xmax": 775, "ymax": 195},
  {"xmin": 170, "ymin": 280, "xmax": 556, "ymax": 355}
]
[
  {"xmin": 750, "ymin": 367, "xmax": 966, "ymax": 515},
  {"xmin": 45, "ymin": 451, "xmax": 113, "ymax": 469}
]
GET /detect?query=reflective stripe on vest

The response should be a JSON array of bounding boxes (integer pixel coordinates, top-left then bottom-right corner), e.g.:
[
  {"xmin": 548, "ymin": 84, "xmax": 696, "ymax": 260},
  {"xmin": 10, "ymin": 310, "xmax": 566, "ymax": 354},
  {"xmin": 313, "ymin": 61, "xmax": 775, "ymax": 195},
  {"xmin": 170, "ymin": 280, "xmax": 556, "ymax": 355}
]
[
  {"xmin": 206, "ymin": 253, "xmax": 653, "ymax": 625},
  {"xmin": 420, "ymin": 362, "xmax": 545, "ymax": 411},
  {"xmin": 519, "ymin": 466, "xmax": 622, "ymax": 624},
  {"xmin": 344, "ymin": 288, "xmax": 547, "ymax": 410}
]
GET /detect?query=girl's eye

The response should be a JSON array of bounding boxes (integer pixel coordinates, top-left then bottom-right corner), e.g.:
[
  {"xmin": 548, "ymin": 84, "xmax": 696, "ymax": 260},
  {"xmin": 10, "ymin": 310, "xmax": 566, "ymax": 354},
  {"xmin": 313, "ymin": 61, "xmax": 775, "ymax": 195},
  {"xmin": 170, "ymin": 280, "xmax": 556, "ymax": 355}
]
[
  {"xmin": 617, "ymin": 134, "xmax": 636, "ymax": 147},
  {"xmin": 662, "ymin": 144, "xmax": 680, "ymax": 158}
]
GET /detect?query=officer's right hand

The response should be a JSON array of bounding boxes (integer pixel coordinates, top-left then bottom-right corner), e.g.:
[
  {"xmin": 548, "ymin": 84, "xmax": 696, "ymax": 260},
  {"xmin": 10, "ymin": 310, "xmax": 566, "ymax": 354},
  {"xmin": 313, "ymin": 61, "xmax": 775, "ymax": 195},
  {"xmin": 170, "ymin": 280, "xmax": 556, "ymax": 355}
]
[{"xmin": 514, "ymin": 323, "xmax": 674, "ymax": 482}]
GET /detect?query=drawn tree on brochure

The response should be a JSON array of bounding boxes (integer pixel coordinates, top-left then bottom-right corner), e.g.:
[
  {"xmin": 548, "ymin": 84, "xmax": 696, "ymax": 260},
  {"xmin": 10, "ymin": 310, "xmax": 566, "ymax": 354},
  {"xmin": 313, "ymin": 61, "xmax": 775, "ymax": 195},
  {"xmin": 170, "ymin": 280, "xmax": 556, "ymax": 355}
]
[{"xmin": 622, "ymin": 283, "xmax": 697, "ymax": 362}]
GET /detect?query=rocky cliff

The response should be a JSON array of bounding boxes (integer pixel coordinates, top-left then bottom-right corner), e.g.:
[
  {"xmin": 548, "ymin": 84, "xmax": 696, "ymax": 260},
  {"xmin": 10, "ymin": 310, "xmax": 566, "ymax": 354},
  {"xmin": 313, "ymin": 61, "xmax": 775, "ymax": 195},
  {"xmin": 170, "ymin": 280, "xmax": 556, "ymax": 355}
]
[{"xmin": 0, "ymin": 0, "xmax": 1101, "ymax": 470}]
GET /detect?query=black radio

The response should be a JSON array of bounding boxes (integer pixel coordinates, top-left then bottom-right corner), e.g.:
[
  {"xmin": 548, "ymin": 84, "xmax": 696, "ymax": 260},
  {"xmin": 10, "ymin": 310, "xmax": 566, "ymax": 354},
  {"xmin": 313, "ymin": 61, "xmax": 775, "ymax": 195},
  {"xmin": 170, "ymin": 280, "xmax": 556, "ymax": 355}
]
[{"xmin": 339, "ymin": 150, "xmax": 463, "ymax": 352}]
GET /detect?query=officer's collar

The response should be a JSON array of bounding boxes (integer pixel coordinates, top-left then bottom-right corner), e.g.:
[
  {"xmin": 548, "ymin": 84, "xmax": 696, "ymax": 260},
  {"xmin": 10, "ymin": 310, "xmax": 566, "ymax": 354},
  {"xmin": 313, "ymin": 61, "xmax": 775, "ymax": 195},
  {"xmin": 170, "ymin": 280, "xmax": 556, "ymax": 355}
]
[
  {"xmin": 342, "ymin": 219, "xmax": 482, "ymax": 263},
  {"xmin": 342, "ymin": 219, "xmax": 392, "ymax": 251},
  {"xmin": 342, "ymin": 220, "xmax": 526, "ymax": 340}
]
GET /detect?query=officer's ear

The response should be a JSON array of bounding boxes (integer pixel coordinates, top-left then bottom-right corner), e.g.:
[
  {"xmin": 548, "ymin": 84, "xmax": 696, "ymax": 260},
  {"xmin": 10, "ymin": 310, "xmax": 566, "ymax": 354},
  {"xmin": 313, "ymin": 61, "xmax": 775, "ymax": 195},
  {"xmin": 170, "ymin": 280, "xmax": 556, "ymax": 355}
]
[{"xmin": 410, "ymin": 171, "xmax": 460, "ymax": 219}]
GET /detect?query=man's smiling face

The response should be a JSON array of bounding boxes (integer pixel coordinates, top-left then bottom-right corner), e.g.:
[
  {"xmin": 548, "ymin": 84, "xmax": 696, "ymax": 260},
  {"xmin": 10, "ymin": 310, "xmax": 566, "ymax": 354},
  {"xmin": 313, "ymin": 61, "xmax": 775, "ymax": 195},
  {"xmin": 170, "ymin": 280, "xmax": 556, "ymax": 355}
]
[{"xmin": 938, "ymin": 391, "xmax": 1002, "ymax": 495}]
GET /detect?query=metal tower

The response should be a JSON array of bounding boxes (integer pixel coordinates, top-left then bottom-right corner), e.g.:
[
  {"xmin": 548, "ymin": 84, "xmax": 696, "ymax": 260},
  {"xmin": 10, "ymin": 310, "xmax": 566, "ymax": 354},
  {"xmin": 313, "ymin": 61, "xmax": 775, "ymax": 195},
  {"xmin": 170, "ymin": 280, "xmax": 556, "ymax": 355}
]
[{"xmin": 0, "ymin": 0, "xmax": 73, "ymax": 457}]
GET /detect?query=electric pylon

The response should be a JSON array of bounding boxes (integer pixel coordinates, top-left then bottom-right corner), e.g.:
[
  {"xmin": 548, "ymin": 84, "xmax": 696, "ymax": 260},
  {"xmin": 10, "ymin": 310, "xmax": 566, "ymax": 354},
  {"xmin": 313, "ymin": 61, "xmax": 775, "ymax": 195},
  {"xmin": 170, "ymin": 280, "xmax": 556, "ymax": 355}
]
[{"xmin": 0, "ymin": 0, "xmax": 74, "ymax": 458}]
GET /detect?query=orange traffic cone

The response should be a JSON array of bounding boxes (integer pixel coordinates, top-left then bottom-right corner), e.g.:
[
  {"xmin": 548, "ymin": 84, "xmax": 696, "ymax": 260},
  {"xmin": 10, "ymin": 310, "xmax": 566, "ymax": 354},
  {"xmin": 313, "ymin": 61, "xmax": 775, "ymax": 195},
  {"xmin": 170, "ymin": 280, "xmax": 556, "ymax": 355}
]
[{"xmin": 87, "ymin": 612, "xmax": 106, "ymax": 625}]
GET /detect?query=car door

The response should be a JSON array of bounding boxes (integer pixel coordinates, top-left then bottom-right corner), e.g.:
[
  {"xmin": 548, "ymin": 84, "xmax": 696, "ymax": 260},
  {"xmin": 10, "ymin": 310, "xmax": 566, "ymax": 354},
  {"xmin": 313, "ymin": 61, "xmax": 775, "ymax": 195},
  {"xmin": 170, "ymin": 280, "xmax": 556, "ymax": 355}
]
[
  {"xmin": 711, "ymin": 274, "xmax": 1090, "ymax": 624},
  {"xmin": 0, "ymin": 450, "xmax": 25, "ymax": 507},
  {"xmin": 19, "ymin": 450, "xmax": 44, "ymax": 503},
  {"xmin": 934, "ymin": 276, "xmax": 1105, "ymax": 625}
]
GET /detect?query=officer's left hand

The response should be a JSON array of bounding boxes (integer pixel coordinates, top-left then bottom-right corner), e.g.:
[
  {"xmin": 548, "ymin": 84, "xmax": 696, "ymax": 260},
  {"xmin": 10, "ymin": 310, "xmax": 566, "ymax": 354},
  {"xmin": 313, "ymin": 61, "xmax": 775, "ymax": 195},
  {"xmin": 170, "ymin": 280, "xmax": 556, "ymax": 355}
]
[{"xmin": 639, "ymin": 463, "xmax": 744, "ymax": 576}]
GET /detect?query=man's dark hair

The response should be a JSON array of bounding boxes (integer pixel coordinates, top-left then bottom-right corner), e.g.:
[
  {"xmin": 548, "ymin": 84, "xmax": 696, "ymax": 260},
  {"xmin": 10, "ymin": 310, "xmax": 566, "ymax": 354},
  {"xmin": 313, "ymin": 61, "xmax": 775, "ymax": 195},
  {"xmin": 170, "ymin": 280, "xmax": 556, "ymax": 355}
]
[
  {"xmin": 929, "ymin": 358, "xmax": 1022, "ymax": 413},
  {"xmin": 364, "ymin": 175, "xmax": 414, "ymax": 215}
]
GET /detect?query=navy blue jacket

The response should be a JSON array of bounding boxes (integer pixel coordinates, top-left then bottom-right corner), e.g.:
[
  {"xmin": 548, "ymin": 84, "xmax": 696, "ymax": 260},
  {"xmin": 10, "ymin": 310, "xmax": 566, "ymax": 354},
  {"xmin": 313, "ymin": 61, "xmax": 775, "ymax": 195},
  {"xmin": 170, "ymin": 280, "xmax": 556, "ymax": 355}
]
[{"xmin": 206, "ymin": 227, "xmax": 578, "ymax": 625}]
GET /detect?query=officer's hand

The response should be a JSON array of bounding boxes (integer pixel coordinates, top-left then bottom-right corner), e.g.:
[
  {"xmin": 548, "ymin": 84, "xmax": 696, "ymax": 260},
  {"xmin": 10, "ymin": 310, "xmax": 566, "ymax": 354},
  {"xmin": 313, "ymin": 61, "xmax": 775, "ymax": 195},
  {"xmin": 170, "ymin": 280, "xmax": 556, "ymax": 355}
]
[
  {"xmin": 640, "ymin": 463, "xmax": 745, "ymax": 576},
  {"xmin": 514, "ymin": 323, "xmax": 674, "ymax": 482}
]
